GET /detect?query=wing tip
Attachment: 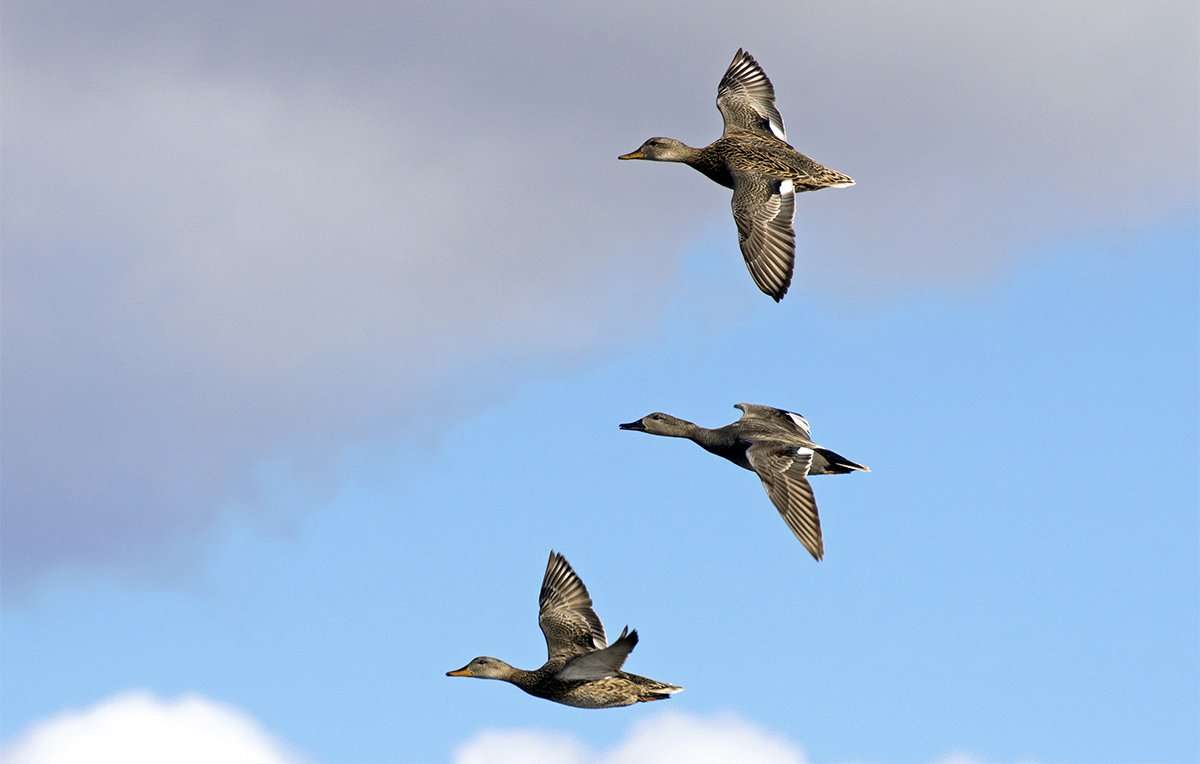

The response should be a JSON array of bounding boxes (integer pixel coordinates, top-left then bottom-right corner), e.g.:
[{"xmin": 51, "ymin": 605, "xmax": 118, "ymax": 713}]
[
  {"xmin": 766, "ymin": 279, "xmax": 790, "ymax": 302},
  {"xmin": 754, "ymin": 272, "xmax": 791, "ymax": 302}
]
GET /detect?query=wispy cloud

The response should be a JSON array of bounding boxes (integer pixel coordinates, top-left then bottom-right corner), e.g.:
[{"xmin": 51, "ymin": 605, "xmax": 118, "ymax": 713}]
[
  {"xmin": 3, "ymin": 1, "xmax": 1195, "ymax": 589},
  {"xmin": 0, "ymin": 692, "xmax": 302, "ymax": 764}
]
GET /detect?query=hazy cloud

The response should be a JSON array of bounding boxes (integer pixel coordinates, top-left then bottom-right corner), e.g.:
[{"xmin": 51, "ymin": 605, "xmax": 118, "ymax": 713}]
[
  {"xmin": 3, "ymin": 1, "xmax": 1195, "ymax": 589},
  {"xmin": 0, "ymin": 692, "xmax": 302, "ymax": 764}
]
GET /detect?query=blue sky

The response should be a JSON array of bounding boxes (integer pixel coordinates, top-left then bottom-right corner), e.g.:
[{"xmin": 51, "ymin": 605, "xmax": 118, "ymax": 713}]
[
  {"xmin": 2, "ymin": 3, "xmax": 1197, "ymax": 763},
  {"xmin": 3, "ymin": 215, "xmax": 1196, "ymax": 763}
]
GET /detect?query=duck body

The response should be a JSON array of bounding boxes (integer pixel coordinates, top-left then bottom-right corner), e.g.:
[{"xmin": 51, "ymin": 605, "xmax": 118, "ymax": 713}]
[
  {"xmin": 620, "ymin": 404, "xmax": 869, "ymax": 560},
  {"xmin": 447, "ymin": 551, "xmax": 683, "ymax": 709},
  {"xmin": 685, "ymin": 131, "xmax": 854, "ymax": 192},
  {"xmin": 695, "ymin": 416, "xmax": 861, "ymax": 475},
  {"xmin": 506, "ymin": 662, "xmax": 683, "ymax": 708},
  {"xmin": 620, "ymin": 49, "xmax": 854, "ymax": 301}
]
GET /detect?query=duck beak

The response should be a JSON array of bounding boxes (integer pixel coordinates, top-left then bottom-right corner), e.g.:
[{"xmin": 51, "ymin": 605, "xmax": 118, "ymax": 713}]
[
  {"xmin": 446, "ymin": 665, "xmax": 472, "ymax": 677},
  {"xmin": 618, "ymin": 419, "xmax": 646, "ymax": 431},
  {"xmin": 618, "ymin": 150, "xmax": 645, "ymax": 160}
]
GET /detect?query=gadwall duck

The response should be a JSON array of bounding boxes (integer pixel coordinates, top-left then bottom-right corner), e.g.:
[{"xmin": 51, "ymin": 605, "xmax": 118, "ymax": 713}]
[
  {"xmin": 619, "ymin": 49, "xmax": 854, "ymax": 302},
  {"xmin": 620, "ymin": 403, "xmax": 868, "ymax": 560},
  {"xmin": 447, "ymin": 551, "xmax": 683, "ymax": 708}
]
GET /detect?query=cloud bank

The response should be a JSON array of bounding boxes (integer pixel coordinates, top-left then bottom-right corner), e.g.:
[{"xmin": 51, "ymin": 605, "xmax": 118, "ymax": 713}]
[
  {"xmin": 455, "ymin": 714, "xmax": 807, "ymax": 764},
  {"xmin": 453, "ymin": 712, "xmax": 1041, "ymax": 764},
  {"xmin": 0, "ymin": 692, "xmax": 301, "ymax": 764},
  {"xmin": 2, "ymin": 696, "xmax": 1041, "ymax": 764},
  {"xmin": 3, "ymin": 1, "xmax": 1196, "ymax": 589}
]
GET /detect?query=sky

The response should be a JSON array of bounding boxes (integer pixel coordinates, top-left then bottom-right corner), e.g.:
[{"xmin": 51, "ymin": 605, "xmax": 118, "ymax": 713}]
[{"xmin": 1, "ymin": 2, "xmax": 1198, "ymax": 763}]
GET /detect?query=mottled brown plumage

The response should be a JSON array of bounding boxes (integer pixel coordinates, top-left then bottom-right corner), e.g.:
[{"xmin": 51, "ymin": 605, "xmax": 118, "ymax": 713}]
[
  {"xmin": 446, "ymin": 551, "xmax": 683, "ymax": 708},
  {"xmin": 619, "ymin": 49, "xmax": 854, "ymax": 301}
]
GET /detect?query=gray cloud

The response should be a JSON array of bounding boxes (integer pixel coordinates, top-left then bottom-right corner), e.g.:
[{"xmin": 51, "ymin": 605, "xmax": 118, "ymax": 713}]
[{"xmin": 2, "ymin": 1, "xmax": 1195, "ymax": 590}]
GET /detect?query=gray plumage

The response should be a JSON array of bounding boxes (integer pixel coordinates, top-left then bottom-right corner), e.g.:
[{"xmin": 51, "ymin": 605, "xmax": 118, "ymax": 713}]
[
  {"xmin": 619, "ymin": 49, "xmax": 854, "ymax": 301},
  {"xmin": 447, "ymin": 551, "xmax": 683, "ymax": 708},
  {"xmin": 619, "ymin": 404, "xmax": 869, "ymax": 561}
]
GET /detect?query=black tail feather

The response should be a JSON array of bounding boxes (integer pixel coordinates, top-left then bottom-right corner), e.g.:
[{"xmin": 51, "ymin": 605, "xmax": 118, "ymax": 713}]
[{"xmin": 813, "ymin": 447, "xmax": 869, "ymax": 475}]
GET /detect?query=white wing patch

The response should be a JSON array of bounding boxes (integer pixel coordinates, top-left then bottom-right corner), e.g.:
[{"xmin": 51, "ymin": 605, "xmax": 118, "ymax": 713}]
[
  {"xmin": 787, "ymin": 412, "xmax": 812, "ymax": 438},
  {"xmin": 795, "ymin": 447, "xmax": 815, "ymax": 474},
  {"xmin": 769, "ymin": 119, "xmax": 787, "ymax": 141}
]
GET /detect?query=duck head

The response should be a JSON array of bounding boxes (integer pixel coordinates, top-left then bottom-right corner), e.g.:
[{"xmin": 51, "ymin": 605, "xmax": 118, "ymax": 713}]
[
  {"xmin": 446, "ymin": 656, "xmax": 515, "ymax": 681},
  {"xmin": 619, "ymin": 137, "xmax": 693, "ymax": 162},
  {"xmin": 619, "ymin": 412, "xmax": 694, "ymax": 437}
]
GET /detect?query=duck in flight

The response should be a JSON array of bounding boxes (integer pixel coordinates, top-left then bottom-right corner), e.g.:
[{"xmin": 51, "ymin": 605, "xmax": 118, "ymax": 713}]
[
  {"xmin": 619, "ymin": 49, "xmax": 854, "ymax": 302},
  {"xmin": 620, "ymin": 404, "xmax": 869, "ymax": 561},
  {"xmin": 446, "ymin": 551, "xmax": 683, "ymax": 708}
]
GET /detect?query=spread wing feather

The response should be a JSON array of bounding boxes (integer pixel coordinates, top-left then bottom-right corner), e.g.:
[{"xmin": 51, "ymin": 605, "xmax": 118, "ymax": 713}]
[
  {"xmin": 731, "ymin": 174, "xmax": 796, "ymax": 301},
  {"xmin": 746, "ymin": 444, "xmax": 824, "ymax": 561},
  {"xmin": 539, "ymin": 551, "xmax": 608, "ymax": 660},
  {"xmin": 717, "ymin": 48, "xmax": 787, "ymax": 139}
]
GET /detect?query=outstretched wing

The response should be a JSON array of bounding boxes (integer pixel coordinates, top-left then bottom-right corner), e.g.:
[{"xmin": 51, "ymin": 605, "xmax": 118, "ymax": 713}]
[
  {"xmin": 746, "ymin": 443, "xmax": 824, "ymax": 561},
  {"xmin": 555, "ymin": 627, "xmax": 639, "ymax": 681},
  {"xmin": 539, "ymin": 551, "xmax": 607, "ymax": 660},
  {"xmin": 735, "ymin": 403, "xmax": 813, "ymax": 440},
  {"xmin": 716, "ymin": 48, "xmax": 787, "ymax": 139},
  {"xmin": 731, "ymin": 174, "xmax": 796, "ymax": 301}
]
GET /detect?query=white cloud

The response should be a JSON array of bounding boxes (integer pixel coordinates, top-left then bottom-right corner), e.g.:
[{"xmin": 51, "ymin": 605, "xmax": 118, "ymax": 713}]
[
  {"xmin": 454, "ymin": 714, "xmax": 1047, "ymax": 764},
  {"xmin": 453, "ymin": 714, "xmax": 809, "ymax": 764},
  {"xmin": 454, "ymin": 729, "xmax": 590, "ymax": 764},
  {"xmin": 1, "ymin": 700, "xmax": 1047, "ymax": 764},
  {"xmin": 0, "ymin": 692, "xmax": 303, "ymax": 764}
]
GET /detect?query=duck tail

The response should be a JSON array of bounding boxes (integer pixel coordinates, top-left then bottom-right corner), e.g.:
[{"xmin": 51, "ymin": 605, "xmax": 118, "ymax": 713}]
[
  {"xmin": 825, "ymin": 169, "xmax": 855, "ymax": 188},
  {"xmin": 638, "ymin": 684, "xmax": 684, "ymax": 703},
  {"xmin": 813, "ymin": 447, "xmax": 870, "ymax": 474},
  {"xmin": 799, "ymin": 167, "xmax": 854, "ymax": 190}
]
